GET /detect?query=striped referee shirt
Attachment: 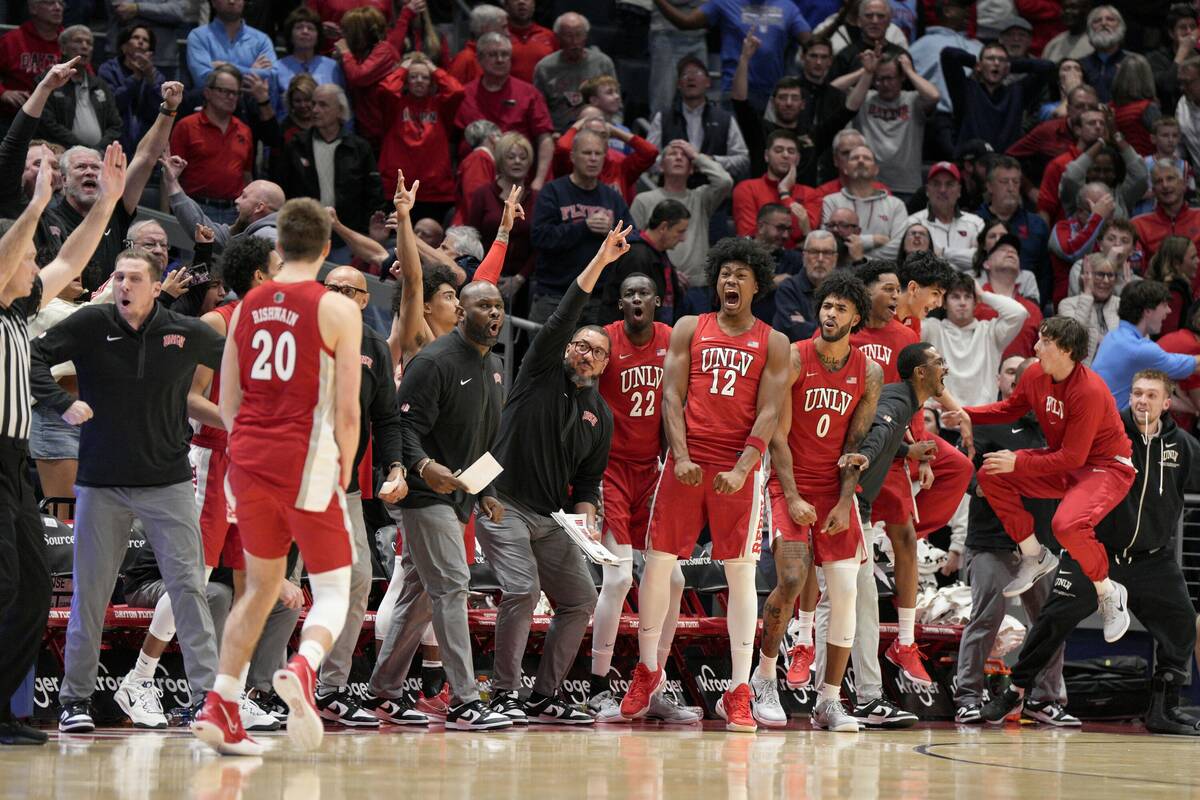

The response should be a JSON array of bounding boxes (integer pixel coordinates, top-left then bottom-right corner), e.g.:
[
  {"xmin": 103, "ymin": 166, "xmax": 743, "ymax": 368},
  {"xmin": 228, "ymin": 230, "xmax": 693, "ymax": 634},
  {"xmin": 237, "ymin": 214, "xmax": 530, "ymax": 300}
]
[{"xmin": 0, "ymin": 276, "xmax": 41, "ymax": 441}]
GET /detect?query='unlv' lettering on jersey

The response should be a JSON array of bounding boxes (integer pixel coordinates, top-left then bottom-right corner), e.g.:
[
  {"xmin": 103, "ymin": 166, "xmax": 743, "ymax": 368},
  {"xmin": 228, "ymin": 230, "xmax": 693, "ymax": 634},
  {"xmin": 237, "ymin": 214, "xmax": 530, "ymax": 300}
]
[
  {"xmin": 700, "ymin": 347, "xmax": 755, "ymax": 375},
  {"xmin": 858, "ymin": 343, "xmax": 892, "ymax": 366},
  {"xmin": 620, "ymin": 365, "xmax": 663, "ymax": 394},
  {"xmin": 804, "ymin": 387, "xmax": 854, "ymax": 415},
  {"xmin": 1045, "ymin": 396, "xmax": 1064, "ymax": 419}
]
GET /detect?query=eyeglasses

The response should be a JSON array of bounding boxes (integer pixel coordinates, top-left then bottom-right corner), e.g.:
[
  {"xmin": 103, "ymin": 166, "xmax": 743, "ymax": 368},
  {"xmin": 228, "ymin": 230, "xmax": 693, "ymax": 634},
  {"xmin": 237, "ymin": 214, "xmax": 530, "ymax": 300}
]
[
  {"xmin": 569, "ymin": 340, "xmax": 609, "ymax": 361},
  {"xmin": 325, "ymin": 283, "xmax": 368, "ymax": 298},
  {"xmin": 208, "ymin": 85, "xmax": 239, "ymax": 97},
  {"xmin": 803, "ymin": 247, "xmax": 838, "ymax": 258},
  {"xmin": 1091, "ymin": 271, "xmax": 1117, "ymax": 280}
]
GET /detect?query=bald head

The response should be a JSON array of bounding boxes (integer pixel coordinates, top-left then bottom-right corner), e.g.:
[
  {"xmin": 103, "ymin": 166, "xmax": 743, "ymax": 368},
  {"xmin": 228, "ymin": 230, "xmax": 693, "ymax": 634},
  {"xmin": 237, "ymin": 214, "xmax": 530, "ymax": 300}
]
[
  {"xmin": 326, "ymin": 265, "xmax": 369, "ymax": 309},
  {"xmin": 460, "ymin": 279, "xmax": 502, "ymax": 305},
  {"xmin": 251, "ymin": 180, "xmax": 285, "ymax": 211},
  {"xmin": 236, "ymin": 180, "xmax": 285, "ymax": 226}
]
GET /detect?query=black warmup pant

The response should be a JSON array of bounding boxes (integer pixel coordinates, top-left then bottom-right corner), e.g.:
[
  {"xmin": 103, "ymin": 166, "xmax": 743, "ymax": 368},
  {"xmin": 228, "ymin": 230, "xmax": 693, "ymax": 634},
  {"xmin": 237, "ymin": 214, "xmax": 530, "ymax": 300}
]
[
  {"xmin": 1012, "ymin": 548, "xmax": 1197, "ymax": 691},
  {"xmin": 0, "ymin": 438, "xmax": 51, "ymax": 709}
]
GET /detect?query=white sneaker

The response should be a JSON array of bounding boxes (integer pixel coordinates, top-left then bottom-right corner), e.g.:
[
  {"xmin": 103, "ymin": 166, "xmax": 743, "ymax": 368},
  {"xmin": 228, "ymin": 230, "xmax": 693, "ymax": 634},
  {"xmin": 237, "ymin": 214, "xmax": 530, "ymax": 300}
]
[
  {"xmin": 646, "ymin": 690, "xmax": 701, "ymax": 724},
  {"xmin": 1097, "ymin": 580, "xmax": 1130, "ymax": 642},
  {"xmin": 749, "ymin": 674, "xmax": 788, "ymax": 728},
  {"xmin": 1003, "ymin": 547, "xmax": 1059, "ymax": 597},
  {"xmin": 811, "ymin": 698, "xmax": 860, "ymax": 732},
  {"xmin": 239, "ymin": 693, "xmax": 282, "ymax": 732},
  {"xmin": 115, "ymin": 673, "xmax": 167, "ymax": 729},
  {"xmin": 587, "ymin": 690, "xmax": 627, "ymax": 723}
]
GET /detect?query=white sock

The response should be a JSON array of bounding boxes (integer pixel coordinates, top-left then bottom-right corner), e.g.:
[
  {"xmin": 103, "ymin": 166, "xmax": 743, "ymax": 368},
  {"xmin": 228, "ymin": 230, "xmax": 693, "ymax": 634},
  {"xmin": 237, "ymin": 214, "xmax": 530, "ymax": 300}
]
[
  {"xmin": 213, "ymin": 673, "xmax": 241, "ymax": 703},
  {"xmin": 818, "ymin": 682, "xmax": 840, "ymax": 703},
  {"xmin": 756, "ymin": 652, "xmax": 778, "ymax": 680},
  {"xmin": 132, "ymin": 650, "xmax": 159, "ymax": 680},
  {"xmin": 796, "ymin": 610, "xmax": 814, "ymax": 646},
  {"xmin": 1094, "ymin": 578, "xmax": 1114, "ymax": 597},
  {"xmin": 299, "ymin": 639, "xmax": 327, "ymax": 671},
  {"xmin": 724, "ymin": 561, "xmax": 758, "ymax": 686},
  {"xmin": 636, "ymin": 552, "xmax": 678, "ymax": 671},
  {"xmin": 897, "ymin": 607, "xmax": 916, "ymax": 646},
  {"xmin": 1018, "ymin": 537, "xmax": 1041, "ymax": 557}
]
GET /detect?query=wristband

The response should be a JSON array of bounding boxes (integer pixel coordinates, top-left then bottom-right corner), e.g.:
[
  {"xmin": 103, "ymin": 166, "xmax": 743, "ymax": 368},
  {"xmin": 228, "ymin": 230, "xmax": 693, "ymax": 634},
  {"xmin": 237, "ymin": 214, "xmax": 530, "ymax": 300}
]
[
  {"xmin": 417, "ymin": 458, "xmax": 435, "ymax": 479},
  {"xmin": 745, "ymin": 436, "xmax": 767, "ymax": 456},
  {"xmin": 388, "ymin": 461, "xmax": 407, "ymax": 480},
  {"xmin": 158, "ymin": 102, "xmax": 177, "ymax": 117}
]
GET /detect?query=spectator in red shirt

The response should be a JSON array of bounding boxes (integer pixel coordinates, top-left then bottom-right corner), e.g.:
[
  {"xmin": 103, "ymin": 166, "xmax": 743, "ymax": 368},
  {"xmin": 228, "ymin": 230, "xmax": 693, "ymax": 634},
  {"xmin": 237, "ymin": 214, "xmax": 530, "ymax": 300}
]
[
  {"xmin": 552, "ymin": 108, "xmax": 658, "ymax": 204},
  {"xmin": 1157, "ymin": 305, "xmax": 1200, "ymax": 430},
  {"xmin": 448, "ymin": 4, "xmax": 508, "ymax": 86},
  {"xmin": 168, "ymin": 64, "xmax": 254, "ymax": 225},
  {"xmin": 453, "ymin": 119, "xmax": 501, "ymax": 225},
  {"xmin": 1132, "ymin": 161, "xmax": 1200, "ymax": 257},
  {"xmin": 467, "ymin": 131, "xmax": 538, "ymax": 307},
  {"xmin": 455, "ymin": 32, "xmax": 554, "ymax": 191},
  {"xmin": 1038, "ymin": 105, "xmax": 1107, "ymax": 224},
  {"xmin": 732, "ymin": 129, "xmax": 816, "ymax": 252},
  {"xmin": 1050, "ymin": 183, "xmax": 1116, "ymax": 304},
  {"xmin": 377, "ymin": 52, "xmax": 465, "ymax": 222},
  {"xmin": 1110, "ymin": 54, "xmax": 1161, "ymax": 157},
  {"xmin": 1007, "ymin": 83, "xmax": 1098, "ymax": 183},
  {"xmin": 505, "ymin": 0, "xmax": 557, "ymax": 83},
  {"xmin": 0, "ymin": 0, "xmax": 62, "ymax": 119},
  {"xmin": 334, "ymin": 6, "xmax": 400, "ymax": 150}
]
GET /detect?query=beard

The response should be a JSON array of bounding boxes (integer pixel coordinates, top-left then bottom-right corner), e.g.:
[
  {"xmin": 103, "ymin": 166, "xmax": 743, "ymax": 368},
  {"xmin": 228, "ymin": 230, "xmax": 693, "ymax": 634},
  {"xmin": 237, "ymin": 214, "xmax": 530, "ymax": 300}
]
[
  {"xmin": 564, "ymin": 357, "xmax": 595, "ymax": 388},
  {"xmin": 1089, "ymin": 28, "xmax": 1123, "ymax": 50},
  {"xmin": 820, "ymin": 322, "xmax": 850, "ymax": 342},
  {"xmin": 463, "ymin": 316, "xmax": 498, "ymax": 348}
]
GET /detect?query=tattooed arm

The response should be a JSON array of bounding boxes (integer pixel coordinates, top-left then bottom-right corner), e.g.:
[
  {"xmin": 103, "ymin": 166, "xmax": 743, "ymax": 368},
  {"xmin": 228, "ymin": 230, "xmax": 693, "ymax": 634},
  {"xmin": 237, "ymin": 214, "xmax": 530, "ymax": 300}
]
[{"xmin": 821, "ymin": 359, "xmax": 882, "ymax": 535}]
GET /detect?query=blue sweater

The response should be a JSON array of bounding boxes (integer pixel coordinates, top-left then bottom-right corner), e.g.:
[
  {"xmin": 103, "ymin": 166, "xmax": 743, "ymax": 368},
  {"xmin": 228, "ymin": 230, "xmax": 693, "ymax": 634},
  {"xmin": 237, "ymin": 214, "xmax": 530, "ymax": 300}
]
[
  {"xmin": 1092, "ymin": 320, "xmax": 1197, "ymax": 409},
  {"xmin": 530, "ymin": 176, "xmax": 633, "ymax": 295},
  {"xmin": 941, "ymin": 48, "xmax": 1055, "ymax": 153}
]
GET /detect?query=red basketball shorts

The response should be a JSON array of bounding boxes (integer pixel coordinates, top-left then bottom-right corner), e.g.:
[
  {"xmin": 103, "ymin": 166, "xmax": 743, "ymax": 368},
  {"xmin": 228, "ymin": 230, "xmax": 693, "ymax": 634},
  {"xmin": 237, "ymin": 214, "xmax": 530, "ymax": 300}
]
[
  {"xmin": 602, "ymin": 458, "xmax": 660, "ymax": 550},
  {"xmin": 871, "ymin": 461, "xmax": 916, "ymax": 527},
  {"xmin": 190, "ymin": 443, "xmax": 235, "ymax": 569},
  {"xmin": 226, "ymin": 463, "xmax": 353, "ymax": 573},
  {"xmin": 647, "ymin": 454, "xmax": 764, "ymax": 561},
  {"xmin": 767, "ymin": 480, "xmax": 864, "ymax": 565}
]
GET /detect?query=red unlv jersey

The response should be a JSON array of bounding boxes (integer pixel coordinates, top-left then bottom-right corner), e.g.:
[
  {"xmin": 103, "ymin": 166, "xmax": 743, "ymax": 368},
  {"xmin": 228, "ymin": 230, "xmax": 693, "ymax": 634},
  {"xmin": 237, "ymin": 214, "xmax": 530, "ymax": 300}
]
[
  {"xmin": 850, "ymin": 320, "xmax": 918, "ymax": 384},
  {"xmin": 191, "ymin": 301, "xmax": 240, "ymax": 451},
  {"xmin": 789, "ymin": 340, "xmax": 867, "ymax": 495},
  {"xmin": 684, "ymin": 313, "xmax": 772, "ymax": 466},
  {"xmin": 229, "ymin": 280, "xmax": 340, "ymax": 511},
  {"xmin": 600, "ymin": 321, "xmax": 671, "ymax": 464}
]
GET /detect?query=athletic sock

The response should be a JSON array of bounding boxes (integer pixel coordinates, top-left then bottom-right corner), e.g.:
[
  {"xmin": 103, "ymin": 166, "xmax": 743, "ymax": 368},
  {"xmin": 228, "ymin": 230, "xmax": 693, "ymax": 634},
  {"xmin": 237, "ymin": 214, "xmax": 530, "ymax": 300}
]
[
  {"xmin": 298, "ymin": 640, "xmax": 327, "ymax": 672},
  {"xmin": 213, "ymin": 673, "xmax": 242, "ymax": 703},
  {"xmin": 131, "ymin": 651, "xmax": 159, "ymax": 680},
  {"xmin": 589, "ymin": 674, "xmax": 609, "ymax": 699},
  {"xmin": 1017, "ymin": 536, "xmax": 1041, "ymax": 557},
  {"xmin": 897, "ymin": 607, "xmax": 916, "ymax": 646},
  {"xmin": 1094, "ymin": 578, "xmax": 1114, "ymax": 597},
  {"xmin": 421, "ymin": 660, "xmax": 445, "ymax": 698},
  {"xmin": 818, "ymin": 683, "xmax": 841, "ymax": 703},
  {"xmin": 756, "ymin": 652, "xmax": 778, "ymax": 681},
  {"xmin": 796, "ymin": 610, "xmax": 814, "ymax": 646}
]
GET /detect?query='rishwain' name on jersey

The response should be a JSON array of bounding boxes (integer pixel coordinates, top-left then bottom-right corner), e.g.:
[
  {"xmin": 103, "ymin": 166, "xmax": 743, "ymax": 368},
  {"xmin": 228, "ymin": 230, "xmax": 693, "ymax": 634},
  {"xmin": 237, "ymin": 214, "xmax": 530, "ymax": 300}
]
[
  {"xmin": 620, "ymin": 365, "xmax": 663, "ymax": 394},
  {"xmin": 701, "ymin": 347, "xmax": 754, "ymax": 375},
  {"xmin": 250, "ymin": 306, "xmax": 299, "ymax": 326},
  {"xmin": 804, "ymin": 387, "xmax": 854, "ymax": 415}
]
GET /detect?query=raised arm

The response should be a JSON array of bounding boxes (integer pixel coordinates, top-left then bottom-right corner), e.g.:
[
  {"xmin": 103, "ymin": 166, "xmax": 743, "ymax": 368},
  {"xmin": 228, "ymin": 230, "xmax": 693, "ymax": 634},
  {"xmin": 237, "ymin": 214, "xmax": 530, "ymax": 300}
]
[
  {"xmin": 0, "ymin": 152, "xmax": 54, "ymax": 297},
  {"xmin": 329, "ymin": 207, "xmax": 389, "ymax": 266},
  {"xmin": 650, "ymin": 0, "xmax": 709, "ymax": 29},
  {"xmin": 732, "ymin": 33, "xmax": 759, "ymax": 103},
  {"xmin": 122, "ymin": 80, "xmax": 184, "ymax": 214},
  {"xmin": 474, "ymin": 184, "xmax": 523, "ymax": 285},
  {"xmin": 385, "ymin": 171, "xmax": 430, "ymax": 368},
  {"xmin": 898, "ymin": 52, "xmax": 940, "ymax": 109},
  {"xmin": 714, "ymin": 329, "xmax": 791, "ymax": 494},
  {"xmin": 38, "ymin": 143, "xmax": 128, "ymax": 303}
]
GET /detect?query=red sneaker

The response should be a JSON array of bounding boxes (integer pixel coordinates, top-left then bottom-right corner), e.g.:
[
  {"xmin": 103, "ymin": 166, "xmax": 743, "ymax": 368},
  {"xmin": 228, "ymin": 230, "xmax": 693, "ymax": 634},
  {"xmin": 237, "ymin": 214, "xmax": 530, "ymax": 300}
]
[
  {"xmin": 786, "ymin": 644, "xmax": 815, "ymax": 689},
  {"xmin": 620, "ymin": 663, "xmax": 664, "ymax": 720},
  {"xmin": 885, "ymin": 640, "xmax": 933, "ymax": 687},
  {"xmin": 416, "ymin": 684, "xmax": 451, "ymax": 720},
  {"xmin": 716, "ymin": 683, "xmax": 757, "ymax": 733},
  {"xmin": 192, "ymin": 692, "xmax": 263, "ymax": 756},
  {"xmin": 272, "ymin": 655, "xmax": 324, "ymax": 751}
]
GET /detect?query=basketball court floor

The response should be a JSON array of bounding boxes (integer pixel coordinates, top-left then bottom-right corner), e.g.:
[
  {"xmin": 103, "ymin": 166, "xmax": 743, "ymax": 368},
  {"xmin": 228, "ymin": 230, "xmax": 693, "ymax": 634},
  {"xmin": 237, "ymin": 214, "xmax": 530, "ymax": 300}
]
[{"xmin": 0, "ymin": 722, "xmax": 1195, "ymax": 800}]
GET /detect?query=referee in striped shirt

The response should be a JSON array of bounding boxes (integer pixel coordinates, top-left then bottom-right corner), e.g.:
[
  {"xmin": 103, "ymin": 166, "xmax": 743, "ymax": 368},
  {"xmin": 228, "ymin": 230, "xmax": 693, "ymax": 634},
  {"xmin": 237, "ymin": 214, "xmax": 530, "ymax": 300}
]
[{"xmin": 0, "ymin": 131, "xmax": 126, "ymax": 745}]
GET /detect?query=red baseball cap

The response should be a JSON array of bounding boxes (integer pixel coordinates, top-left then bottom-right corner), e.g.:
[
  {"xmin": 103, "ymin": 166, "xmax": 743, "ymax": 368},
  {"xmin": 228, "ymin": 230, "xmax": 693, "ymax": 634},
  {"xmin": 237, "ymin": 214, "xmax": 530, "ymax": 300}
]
[{"xmin": 927, "ymin": 162, "xmax": 961, "ymax": 183}]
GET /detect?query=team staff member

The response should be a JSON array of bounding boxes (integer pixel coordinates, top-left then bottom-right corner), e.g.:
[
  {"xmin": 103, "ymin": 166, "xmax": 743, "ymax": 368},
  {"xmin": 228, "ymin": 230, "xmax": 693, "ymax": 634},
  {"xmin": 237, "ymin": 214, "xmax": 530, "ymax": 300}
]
[
  {"xmin": 31, "ymin": 239, "xmax": 226, "ymax": 733},
  {"xmin": 983, "ymin": 370, "xmax": 1200, "ymax": 736},
  {"xmin": 369, "ymin": 277, "xmax": 512, "ymax": 732},
  {"xmin": 477, "ymin": 227, "xmax": 630, "ymax": 726},
  {"xmin": 313, "ymin": 265, "xmax": 408, "ymax": 727},
  {"xmin": 0, "ymin": 123, "xmax": 117, "ymax": 746}
]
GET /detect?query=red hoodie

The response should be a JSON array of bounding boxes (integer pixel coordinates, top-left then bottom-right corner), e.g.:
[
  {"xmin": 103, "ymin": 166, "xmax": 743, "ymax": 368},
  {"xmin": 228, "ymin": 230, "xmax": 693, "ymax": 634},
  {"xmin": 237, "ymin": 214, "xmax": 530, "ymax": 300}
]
[
  {"xmin": 378, "ymin": 67, "xmax": 465, "ymax": 202},
  {"xmin": 0, "ymin": 21, "xmax": 60, "ymax": 114},
  {"xmin": 339, "ymin": 40, "xmax": 400, "ymax": 147},
  {"xmin": 551, "ymin": 126, "xmax": 658, "ymax": 204}
]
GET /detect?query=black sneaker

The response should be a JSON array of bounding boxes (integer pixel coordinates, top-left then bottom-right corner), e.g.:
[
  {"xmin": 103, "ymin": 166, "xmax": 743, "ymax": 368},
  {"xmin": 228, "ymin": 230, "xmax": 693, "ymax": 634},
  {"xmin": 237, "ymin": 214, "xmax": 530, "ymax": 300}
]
[
  {"xmin": 315, "ymin": 688, "xmax": 381, "ymax": 728},
  {"xmin": 1022, "ymin": 700, "xmax": 1081, "ymax": 727},
  {"xmin": 980, "ymin": 687, "xmax": 1022, "ymax": 724},
  {"xmin": 850, "ymin": 697, "xmax": 917, "ymax": 729},
  {"xmin": 58, "ymin": 701, "xmax": 95, "ymax": 733},
  {"xmin": 362, "ymin": 694, "xmax": 429, "ymax": 726},
  {"xmin": 488, "ymin": 690, "xmax": 528, "ymax": 725},
  {"xmin": 524, "ymin": 693, "xmax": 595, "ymax": 725},
  {"xmin": 0, "ymin": 716, "xmax": 48, "ymax": 745},
  {"xmin": 247, "ymin": 688, "xmax": 289, "ymax": 724},
  {"xmin": 955, "ymin": 704, "xmax": 982, "ymax": 724},
  {"xmin": 446, "ymin": 700, "xmax": 514, "ymax": 731}
]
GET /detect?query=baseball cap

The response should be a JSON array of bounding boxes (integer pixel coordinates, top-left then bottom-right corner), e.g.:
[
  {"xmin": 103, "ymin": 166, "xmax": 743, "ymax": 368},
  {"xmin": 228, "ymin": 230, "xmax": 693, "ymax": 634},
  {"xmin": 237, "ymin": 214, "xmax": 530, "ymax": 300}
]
[
  {"xmin": 987, "ymin": 233, "xmax": 1022, "ymax": 259},
  {"xmin": 998, "ymin": 16, "xmax": 1032, "ymax": 33},
  {"xmin": 927, "ymin": 162, "xmax": 961, "ymax": 183},
  {"xmin": 955, "ymin": 139, "xmax": 994, "ymax": 162},
  {"xmin": 676, "ymin": 55, "xmax": 708, "ymax": 78}
]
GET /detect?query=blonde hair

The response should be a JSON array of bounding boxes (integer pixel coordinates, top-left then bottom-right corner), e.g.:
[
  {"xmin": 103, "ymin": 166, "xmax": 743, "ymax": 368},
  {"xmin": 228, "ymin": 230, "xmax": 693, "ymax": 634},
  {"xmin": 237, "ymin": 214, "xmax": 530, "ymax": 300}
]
[{"xmin": 494, "ymin": 131, "xmax": 534, "ymax": 176}]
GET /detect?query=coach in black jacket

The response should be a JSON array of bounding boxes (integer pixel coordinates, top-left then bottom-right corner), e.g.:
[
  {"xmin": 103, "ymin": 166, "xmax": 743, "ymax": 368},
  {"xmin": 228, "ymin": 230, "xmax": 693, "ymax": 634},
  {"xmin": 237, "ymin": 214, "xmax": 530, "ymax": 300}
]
[
  {"xmin": 30, "ymin": 249, "xmax": 221, "ymax": 732},
  {"xmin": 475, "ymin": 228, "xmax": 626, "ymax": 725},
  {"xmin": 984, "ymin": 369, "xmax": 1200, "ymax": 735},
  {"xmin": 278, "ymin": 85, "xmax": 384, "ymax": 240}
]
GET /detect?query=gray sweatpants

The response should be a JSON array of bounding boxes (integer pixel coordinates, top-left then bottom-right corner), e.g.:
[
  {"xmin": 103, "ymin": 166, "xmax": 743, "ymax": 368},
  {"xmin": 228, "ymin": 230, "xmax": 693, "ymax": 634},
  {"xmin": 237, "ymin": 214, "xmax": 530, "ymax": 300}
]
[
  {"xmin": 246, "ymin": 598, "xmax": 304, "ymax": 693},
  {"xmin": 125, "ymin": 579, "xmax": 234, "ymax": 642},
  {"xmin": 474, "ymin": 496, "xmax": 598, "ymax": 697},
  {"xmin": 369, "ymin": 504, "xmax": 476, "ymax": 704},
  {"xmin": 954, "ymin": 547, "xmax": 1065, "ymax": 707},
  {"xmin": 319, "ymin": 491, "xmax": 371, "ymax": 689},
  {"xmin": 62, "ymin": 483, "xmax": 218, "ymax": 702}
]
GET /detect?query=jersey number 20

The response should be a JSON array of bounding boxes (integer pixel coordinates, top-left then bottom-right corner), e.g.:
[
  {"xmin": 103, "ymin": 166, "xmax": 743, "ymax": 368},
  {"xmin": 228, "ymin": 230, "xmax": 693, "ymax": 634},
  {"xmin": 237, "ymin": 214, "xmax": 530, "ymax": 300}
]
[{"xmin": 250, "ymin": 329, "xmax": 296, "ymax": 381}]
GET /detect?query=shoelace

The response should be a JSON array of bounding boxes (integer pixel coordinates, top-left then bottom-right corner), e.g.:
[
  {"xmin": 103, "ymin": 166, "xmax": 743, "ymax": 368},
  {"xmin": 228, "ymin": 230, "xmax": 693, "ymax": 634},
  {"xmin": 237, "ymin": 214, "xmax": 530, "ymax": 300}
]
[
  {"xmin": 132, "ymin": 679, "xmax": 163, "ymax": 712},
  {"xmin": 758, "ymin": 678, "xmax": 782, "ymax": 707}
]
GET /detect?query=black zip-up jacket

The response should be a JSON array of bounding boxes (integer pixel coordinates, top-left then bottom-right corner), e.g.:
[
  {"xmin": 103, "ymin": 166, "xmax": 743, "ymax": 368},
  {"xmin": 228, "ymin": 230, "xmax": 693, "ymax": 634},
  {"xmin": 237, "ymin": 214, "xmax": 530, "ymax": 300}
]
[
  {"xmin": 398, "ymin": 327, "xmax": 504, "ymax": 522},
  {"xmin": 1095, "ymin": 409, "xmax": 1200, "ymax": 557},
  {"xmin": 493, "ymin": 281, "xmax": 613, "ymax": 515},
  {"xmin": 30, "ymin": 303, "xmax": 223, "ymax": 487},
  {"xmin": 967, "ymin": 414, "xmax": 1058, "ymax": 552},
  {"xmin": 856, "ymin": 381, "xmax": 920, "ymax": 514},
  {"xmin": 351, "ymin": 323, "xmax": 404, "ymax": 494},
  {"xmin": 279, "ymin": 127, "xmax": 385, "ymax": 237}
]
